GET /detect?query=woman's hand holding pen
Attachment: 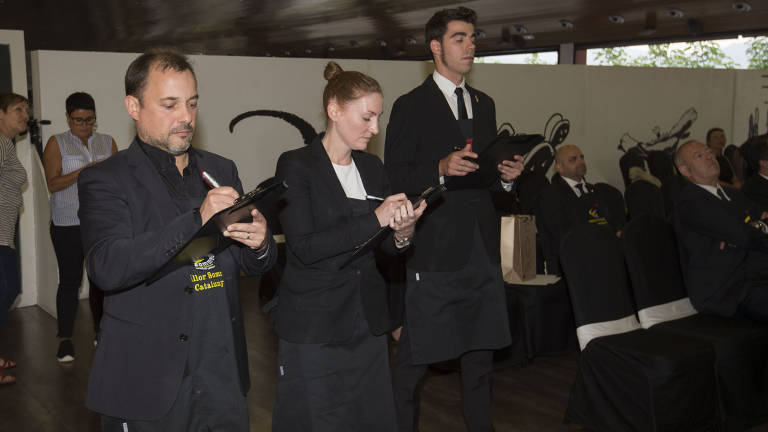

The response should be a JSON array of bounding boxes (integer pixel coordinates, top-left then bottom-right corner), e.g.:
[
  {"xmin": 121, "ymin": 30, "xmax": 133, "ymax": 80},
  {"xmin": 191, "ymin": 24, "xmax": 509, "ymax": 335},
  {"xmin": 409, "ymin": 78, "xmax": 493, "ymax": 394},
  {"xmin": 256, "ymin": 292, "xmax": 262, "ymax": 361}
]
[{"xmin": 390, "ymin": 198, "xmax": 426, "ymax": 240}]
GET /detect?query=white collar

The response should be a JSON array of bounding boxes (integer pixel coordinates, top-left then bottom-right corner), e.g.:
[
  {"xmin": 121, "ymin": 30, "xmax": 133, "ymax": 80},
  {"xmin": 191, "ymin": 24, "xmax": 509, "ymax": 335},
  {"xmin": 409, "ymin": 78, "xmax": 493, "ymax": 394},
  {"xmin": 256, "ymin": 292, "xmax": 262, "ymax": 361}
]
[
  {"xmin": 433, "ymin": 70, "xmax": 467, "ymax": 98},
  {"xmin": 696, "ymin": 183, "xmax": 730, "ymax": 201},
  {"xmin": 561, "ymin": 176, "xmax": 585, "ymax": 188}
]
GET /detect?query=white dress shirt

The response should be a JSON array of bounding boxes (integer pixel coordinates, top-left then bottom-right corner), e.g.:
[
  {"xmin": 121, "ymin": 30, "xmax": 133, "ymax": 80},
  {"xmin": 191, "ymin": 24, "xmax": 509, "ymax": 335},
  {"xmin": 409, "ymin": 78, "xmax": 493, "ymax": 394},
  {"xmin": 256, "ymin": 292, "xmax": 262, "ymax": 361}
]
[
  {"xmin": 433, "ymin": 71, "xmax": 512, "ymax": 191},
  {"xmin": 696, "ymin": 183, "xmax": 730, "ymax": 201},
  {"xmin": 562, "ymin": 176, "xmax": 588, "ymax": 197}
]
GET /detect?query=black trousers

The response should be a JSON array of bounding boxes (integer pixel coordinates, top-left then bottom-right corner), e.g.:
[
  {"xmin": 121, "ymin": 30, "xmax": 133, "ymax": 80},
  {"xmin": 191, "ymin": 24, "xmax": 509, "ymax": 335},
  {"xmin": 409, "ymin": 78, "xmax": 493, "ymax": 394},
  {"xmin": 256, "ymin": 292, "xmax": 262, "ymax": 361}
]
[
  {"xmin": 50, "ymin": 224, "xmax": 104, "ymax": 338},
  {"xmin": 392, "ymin": 324, "xmax": 494, "ymax": 432}
]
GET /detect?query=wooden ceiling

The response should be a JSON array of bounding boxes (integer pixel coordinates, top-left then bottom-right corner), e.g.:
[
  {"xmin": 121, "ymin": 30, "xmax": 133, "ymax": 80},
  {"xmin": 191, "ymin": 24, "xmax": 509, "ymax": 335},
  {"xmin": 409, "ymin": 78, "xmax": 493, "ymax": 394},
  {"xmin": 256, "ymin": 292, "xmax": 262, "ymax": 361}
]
[{"xmin": 3, "ymin": 0, "xmax": 768, "ymax": 59}]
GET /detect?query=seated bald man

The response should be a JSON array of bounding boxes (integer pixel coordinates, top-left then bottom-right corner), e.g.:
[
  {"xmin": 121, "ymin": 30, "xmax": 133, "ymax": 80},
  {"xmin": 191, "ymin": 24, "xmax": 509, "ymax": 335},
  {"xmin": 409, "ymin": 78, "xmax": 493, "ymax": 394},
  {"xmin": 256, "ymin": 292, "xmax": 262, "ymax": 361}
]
[
  {"xmin": 537, "ymin": 144, "xmax": 625, "ymax": 275},
  {"xmin": 673, "ymin": 140, "xmax": 768, "ymax": 322}
]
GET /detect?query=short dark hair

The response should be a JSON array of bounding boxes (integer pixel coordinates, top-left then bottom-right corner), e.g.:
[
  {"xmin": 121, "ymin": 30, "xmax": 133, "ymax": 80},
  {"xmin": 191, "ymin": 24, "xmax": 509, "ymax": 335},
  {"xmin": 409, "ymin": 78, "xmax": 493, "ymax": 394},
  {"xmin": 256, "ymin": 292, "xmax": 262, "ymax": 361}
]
[
  {"xmin": 424, "ymin": 7, "xmax": 477, "ymax": 53},
  {"xmin": 0, "ymin": 93, "xmax": 28, "ymax": 112},
  {"xmin": 706, "ymin": 127, "xmax": 724, "ymax": 143},
  {"xmin": 65, "ymin": 92, "xmax": 95, "ymax": 114},
  {"xmin": 125, "ymin": 47, "xmax": 196, "ymax": 101}
]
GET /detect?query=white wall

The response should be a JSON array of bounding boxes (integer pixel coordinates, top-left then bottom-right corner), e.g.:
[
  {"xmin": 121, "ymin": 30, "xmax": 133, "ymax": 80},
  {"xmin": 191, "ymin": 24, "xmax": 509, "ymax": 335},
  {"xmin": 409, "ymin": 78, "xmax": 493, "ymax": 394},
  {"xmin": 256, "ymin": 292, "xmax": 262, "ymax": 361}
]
[{"xmin": 27, "ymin": 49, "xmax": 768, "ymax": 311}]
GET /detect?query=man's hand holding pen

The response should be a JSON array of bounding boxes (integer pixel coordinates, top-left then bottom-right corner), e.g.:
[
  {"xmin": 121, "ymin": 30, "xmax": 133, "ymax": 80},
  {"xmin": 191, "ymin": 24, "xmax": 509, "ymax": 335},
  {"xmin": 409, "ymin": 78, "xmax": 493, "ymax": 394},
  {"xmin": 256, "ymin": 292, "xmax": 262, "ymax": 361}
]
[
  {"xmin": 200, "ymin": 170, "xmax": 269, "ymax": 250},
  {"xmin": 439, "ymin": 144, "xmax": 478, "ymax": 177},
  {"xmin": 498, "ymin": 155, "xmax": 524, "ymax": 182}
]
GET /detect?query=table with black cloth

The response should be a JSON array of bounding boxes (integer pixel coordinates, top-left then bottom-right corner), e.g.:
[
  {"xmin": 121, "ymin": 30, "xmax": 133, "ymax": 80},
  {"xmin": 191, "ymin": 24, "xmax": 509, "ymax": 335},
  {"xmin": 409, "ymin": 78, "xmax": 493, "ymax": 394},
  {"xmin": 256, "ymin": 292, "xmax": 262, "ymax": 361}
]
[{"xmin": 494, "ymin": 274, "xmax": 577, "ymax": 368}]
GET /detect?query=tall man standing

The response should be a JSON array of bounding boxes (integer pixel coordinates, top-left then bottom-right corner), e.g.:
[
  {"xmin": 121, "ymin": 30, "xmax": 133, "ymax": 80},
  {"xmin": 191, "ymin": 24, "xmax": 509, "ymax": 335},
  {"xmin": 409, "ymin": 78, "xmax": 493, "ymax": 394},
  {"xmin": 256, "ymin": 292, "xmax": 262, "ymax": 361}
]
[
  {"xmin": 78, "ymin": 48, "xmax": 276, "ymax": 431},
  {"xmin": 384, "ymin": 7, "xmax": 523, "ymax": 432}
]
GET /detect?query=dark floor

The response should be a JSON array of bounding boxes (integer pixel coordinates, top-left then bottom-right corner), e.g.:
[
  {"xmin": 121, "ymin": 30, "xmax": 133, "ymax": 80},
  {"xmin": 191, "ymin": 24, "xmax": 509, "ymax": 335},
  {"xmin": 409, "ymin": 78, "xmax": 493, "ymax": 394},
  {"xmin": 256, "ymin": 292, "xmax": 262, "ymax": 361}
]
[{"xmin": 0, "ymin": 279, "xmax": 766, "ymax": 432}]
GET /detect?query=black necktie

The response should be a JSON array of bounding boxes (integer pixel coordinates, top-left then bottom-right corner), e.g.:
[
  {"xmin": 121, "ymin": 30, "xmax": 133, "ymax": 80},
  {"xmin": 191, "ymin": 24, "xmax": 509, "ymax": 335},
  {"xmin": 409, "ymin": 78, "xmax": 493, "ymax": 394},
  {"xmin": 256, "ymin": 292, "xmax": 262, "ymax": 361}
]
[
  {"xmin": 575, "ymin": 183, "xmax": 588, "ymax": 197},
  {"xmin": 455, "ymin": 87, "xmax": 468, "ymax": 120},
  {"xmin": 716, "ymin": 187, "xmax": 728, "ymax": 201}
]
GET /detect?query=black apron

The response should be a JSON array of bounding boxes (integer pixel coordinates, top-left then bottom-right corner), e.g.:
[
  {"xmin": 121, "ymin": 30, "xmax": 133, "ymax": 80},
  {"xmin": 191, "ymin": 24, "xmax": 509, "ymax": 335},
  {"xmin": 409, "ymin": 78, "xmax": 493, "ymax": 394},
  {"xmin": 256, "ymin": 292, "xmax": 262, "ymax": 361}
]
[{"xmin": 272, "ymin": 198, "xmax": 397, "ymax": 432}]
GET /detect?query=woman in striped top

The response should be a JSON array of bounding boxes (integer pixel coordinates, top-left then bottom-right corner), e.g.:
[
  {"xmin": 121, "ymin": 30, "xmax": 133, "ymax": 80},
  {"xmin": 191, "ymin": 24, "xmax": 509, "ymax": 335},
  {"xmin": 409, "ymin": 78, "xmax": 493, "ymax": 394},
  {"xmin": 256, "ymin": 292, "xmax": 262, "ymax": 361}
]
[
  {"xmin": 42, "ymin": 92, "xmax": 117, "ymax": 363},
  {"xmin": 0, "ymin": 92, "xmax": 29, "ymax": 386}
]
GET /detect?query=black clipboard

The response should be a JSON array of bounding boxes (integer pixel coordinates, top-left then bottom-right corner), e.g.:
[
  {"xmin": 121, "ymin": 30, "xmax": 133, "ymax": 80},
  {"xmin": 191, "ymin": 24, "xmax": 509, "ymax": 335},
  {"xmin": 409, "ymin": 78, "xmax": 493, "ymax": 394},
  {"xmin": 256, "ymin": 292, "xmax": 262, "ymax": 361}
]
[
  {"xmin": 445, "ymin": 133, "xmax": 543, "ymax": 191},
  {"xmin": 146, "ymin": 177, "xmax": 288, "ymax": 284},
  {"xmin": 339, "ymin": 184, "xmax": 447, "ymax": 269}
]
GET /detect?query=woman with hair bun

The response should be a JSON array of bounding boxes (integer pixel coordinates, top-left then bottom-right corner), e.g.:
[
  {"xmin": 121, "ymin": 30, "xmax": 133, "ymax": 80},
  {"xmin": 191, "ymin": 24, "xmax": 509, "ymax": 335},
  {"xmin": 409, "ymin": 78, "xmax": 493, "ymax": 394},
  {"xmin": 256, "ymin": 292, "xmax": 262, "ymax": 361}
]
[{"xmin": 271, "ymin": 61, "xmax": 425, "ymax": 431}]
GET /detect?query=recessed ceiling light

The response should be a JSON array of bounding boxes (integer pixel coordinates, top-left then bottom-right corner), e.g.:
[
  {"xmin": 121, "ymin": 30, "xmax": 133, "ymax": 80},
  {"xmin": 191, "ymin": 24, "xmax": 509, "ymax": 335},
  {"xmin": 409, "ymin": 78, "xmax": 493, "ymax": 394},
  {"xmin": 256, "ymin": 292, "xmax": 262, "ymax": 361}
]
[
  {"xmin": 327, "ymin": 44, "xmax": 336, "ymax": 52},
  {"xmin": 667, "ymin": 8, "xmax": 684, "ymax": 18},
  {"xmin": 376, "ymin": 39, "xmax": 387, "ymax": 47},
  {"xmin": 475, "ymin": 29, "xmax": 486, "ymax": 38},
  {"xmin": 608, "ymin": 15, "xmax": 625, "ymax": 24},
  {"xmin": 559, "ymin": 19, "xmax": 574, "ymax": 29},
  {"xmin": 283, "ymin": 50, "xmax": 291, "ymax": 56},
  {"xmin": 732, "ymin": 1, "xmax": 751, "ymax": 12},
  {"xmin": 513, "ymin": 24, "xmax": 528, "ymax": 34},
  {"xmin": 406, "ymin": 36, "xmax": 417, "ymax": 45},
  {"xmin": 523, "ymin": 34, "xmax": 535, "ymax": 40},
  {"xmin": 304, "ymin": 48, "xmax": 312, "ymax": 55}
]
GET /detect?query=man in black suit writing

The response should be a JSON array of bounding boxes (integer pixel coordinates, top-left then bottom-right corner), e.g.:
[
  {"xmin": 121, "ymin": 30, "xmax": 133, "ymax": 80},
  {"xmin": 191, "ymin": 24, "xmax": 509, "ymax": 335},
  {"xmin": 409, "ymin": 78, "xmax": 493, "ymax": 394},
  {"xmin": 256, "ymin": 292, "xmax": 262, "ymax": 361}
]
[
  {"xmin": 384, "ymin": 7, "xmax": 523, "ymax": 432},
  {"xmin": 743, "ymin": 139, "xmax": 768, "ymax": 207},
  {"xmin": 78, "ymin": 48, "xmax": 277, "ymax": 431},
  {"xmin": 673, "ymin": 140, "xmax": 768, "ymax": 322},
  {"xmin": 537, "ymin": 144, "xmax": 625, "ymax": 275}
]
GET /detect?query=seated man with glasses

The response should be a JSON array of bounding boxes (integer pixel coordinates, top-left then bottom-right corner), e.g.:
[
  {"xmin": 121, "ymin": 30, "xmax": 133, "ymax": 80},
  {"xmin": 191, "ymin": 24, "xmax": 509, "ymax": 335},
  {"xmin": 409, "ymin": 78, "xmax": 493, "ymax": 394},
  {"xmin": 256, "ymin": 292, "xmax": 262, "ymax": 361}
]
[{"xmin": 42, "ymin": 91, "xmax": 118, "ymax": 363}]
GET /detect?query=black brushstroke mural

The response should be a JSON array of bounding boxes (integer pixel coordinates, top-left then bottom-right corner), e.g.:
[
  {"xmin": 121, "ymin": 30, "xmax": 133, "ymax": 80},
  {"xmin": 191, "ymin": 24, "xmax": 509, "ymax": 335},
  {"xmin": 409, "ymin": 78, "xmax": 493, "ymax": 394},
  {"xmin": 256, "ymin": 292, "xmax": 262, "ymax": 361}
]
[
  {"xmin": 617, "ymin": 107, "xmax": 698, "ymax": 186},
  {"xmin": 229, "ymin": 110, "xmax": 318, "ymax": 145}
]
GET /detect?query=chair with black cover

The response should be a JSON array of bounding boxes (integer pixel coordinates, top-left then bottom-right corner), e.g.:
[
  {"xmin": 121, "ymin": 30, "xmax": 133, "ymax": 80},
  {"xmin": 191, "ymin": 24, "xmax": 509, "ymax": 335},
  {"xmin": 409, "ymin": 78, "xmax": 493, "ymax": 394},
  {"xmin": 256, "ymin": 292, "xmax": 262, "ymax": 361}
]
[
  {"xmin": 561, "ymin": 222, "xmax": 719, "ymax": 432},
  {"xmin": 623, "ymin": 214, "xmax": 768, "ymax": 431},
  {"xmin": 625, "ymin": 180, "xmax": 665, "ymax": 220}
]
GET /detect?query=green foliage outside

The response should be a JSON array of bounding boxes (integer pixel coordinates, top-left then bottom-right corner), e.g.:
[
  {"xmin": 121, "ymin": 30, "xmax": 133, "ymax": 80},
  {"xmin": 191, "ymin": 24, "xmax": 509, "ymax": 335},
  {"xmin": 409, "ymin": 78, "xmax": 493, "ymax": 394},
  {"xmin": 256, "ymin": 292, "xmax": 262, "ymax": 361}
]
[{"xmin": 592, "ymin": 37, "xmax": 768, "ymax": 69}]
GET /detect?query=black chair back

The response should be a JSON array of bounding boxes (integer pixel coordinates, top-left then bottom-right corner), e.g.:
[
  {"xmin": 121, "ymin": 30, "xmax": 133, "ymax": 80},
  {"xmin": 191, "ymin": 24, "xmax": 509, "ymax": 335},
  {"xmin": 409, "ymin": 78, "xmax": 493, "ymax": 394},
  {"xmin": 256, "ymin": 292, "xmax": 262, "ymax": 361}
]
[
  {"xmin": 625, "ymin": 180, "xmax": 665, "ymax": 220},
  {"xmin": 560, "ymin": 223, "xmax": 636, "ymax": 328},
  {"xmin": 622, "ymin": 215, "xmax": 688, "ymax": 310}
]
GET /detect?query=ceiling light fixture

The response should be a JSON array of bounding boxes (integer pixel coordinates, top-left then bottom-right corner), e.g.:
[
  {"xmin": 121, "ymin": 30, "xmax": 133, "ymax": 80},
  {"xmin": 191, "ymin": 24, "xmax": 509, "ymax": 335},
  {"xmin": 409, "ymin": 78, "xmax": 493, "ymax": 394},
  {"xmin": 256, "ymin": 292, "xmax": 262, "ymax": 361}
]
[
  {"xmin": 523, "ymin": 34, "xmax": 535, "ymax": 40},
  {"xmin": 304, "ymin": 48, "xmax": 312, "ymax": 55},
  {"xmin": 732, "ymin": 1, "xmax": 751, "ymax": 12},
  {"xmin": 513, "ymin": 24, "xmax": 528, "ymax": 34},
  {"xmin": 475, "ymin": 29, "xmax": 486, "ymax": 38},
  {"xmin": 327, "ymin": 44, "xmax": 336, "ymax": 52},
  {"xmin": 666, "ymin": 8, "xmax": 684, "ymax": 18},
  {"xmin": 376, "ymin": 39, "xmax": 387, "ymax": 47},
  {"xmin": 608, "ymin": 15, "xmax": 625, "ymax": 24},
  {"xmin": 559, "ymin": 19, "xmax": 574, "ymax": 29},
  {"xmin": 406, "ymin": 36, "xmax": 417, "ymax": 45}
]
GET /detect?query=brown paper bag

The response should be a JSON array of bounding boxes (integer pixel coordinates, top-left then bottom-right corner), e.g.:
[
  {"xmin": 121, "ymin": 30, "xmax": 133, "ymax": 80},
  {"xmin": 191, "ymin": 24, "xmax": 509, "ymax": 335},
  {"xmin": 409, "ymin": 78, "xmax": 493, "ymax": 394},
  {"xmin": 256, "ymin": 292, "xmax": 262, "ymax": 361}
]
[{"xmin": 500, "ymin": 215, "xmax": 536, "ymax": 283}]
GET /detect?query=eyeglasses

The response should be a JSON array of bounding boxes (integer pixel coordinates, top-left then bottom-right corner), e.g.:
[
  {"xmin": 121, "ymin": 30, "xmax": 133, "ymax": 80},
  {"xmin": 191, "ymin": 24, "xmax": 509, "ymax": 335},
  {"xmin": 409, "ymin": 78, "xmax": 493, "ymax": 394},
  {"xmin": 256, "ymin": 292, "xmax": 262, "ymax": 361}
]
[{"xmin": 70, "ymin": 116, "xmax": 96, "ymax": 125}]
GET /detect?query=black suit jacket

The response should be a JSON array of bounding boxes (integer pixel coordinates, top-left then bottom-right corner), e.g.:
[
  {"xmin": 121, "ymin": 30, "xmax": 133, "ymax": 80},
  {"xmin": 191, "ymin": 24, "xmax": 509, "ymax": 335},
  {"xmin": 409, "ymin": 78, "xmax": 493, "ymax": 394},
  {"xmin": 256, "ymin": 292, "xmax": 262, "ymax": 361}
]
[
  {"xmin": 384, "ymin": 76, "xmax": 502, "ymax": 271},
  {"xmin": 273, "ymin": 135, "xmax": 401, "ymax": 344},
  {"xmin": 673, "ymin": 183, "xmax": 768, "ymax": 316},
  {"xmin": 537, "ymin": 173, "xmax": 626, "ymax": 275},
  {"xmin": 78, "ymin": 139, "xmax": 276, "ymax": 419},
  {"xmin": 743, "ymin": 174, "xmax": 768, "ymax": 208}
]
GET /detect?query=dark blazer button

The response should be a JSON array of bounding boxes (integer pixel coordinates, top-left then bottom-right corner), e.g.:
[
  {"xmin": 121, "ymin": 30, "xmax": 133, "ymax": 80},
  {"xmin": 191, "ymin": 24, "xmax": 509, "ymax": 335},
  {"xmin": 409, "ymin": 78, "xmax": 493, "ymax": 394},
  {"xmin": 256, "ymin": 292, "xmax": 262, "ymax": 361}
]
[
  {"xmin": 179, "ymin": 334, "xmax": 188, "ymax": 342},
  {"xmin": 185, "ymin": 286, "xmax": 193, "ymax": 294}
]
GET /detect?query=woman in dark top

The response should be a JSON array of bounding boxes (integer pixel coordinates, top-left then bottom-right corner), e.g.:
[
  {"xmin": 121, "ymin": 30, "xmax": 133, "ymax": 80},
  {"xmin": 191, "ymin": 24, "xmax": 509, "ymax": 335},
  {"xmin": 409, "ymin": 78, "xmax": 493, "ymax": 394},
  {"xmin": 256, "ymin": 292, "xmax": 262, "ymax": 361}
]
[{"xmin": 271, "ymin": 62, "xmax": 425, "ymax": 432}]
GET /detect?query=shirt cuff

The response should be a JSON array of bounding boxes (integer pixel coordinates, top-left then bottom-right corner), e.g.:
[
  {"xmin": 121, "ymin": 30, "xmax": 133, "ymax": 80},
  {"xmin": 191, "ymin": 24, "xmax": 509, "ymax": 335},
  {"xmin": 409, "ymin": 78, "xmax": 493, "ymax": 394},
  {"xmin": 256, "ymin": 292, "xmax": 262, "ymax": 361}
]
[{"xmin": 253, "ymin": 240, "xmax": 270, "ymax": 259}]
